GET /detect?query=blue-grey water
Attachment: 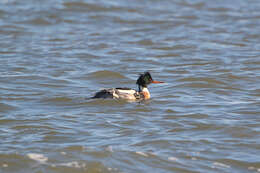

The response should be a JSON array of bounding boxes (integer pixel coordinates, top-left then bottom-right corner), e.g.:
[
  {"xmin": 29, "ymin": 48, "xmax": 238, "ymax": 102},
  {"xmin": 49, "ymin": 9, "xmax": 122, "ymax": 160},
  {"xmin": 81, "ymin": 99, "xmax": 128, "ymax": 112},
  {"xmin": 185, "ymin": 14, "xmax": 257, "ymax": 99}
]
[{"xmin": 0, "ymin": 0, "xmax": 260, "ymax": 172}]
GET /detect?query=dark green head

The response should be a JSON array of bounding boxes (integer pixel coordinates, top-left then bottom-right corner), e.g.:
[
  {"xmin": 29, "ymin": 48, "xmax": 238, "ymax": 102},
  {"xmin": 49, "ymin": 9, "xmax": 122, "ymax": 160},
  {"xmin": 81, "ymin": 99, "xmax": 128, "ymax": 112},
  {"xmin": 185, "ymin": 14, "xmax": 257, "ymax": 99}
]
[{"xmin": 136, "ymin": 72, "xmax": 153, "ymax": 88}]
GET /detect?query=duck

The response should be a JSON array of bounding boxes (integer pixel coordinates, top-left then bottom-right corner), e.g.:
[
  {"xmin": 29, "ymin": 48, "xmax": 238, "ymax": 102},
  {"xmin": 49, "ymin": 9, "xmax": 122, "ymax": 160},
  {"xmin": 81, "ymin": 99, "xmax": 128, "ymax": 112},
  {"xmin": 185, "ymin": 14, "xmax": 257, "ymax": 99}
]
[{"xmin": 92, "ymin": 72, "xmax": 164, "ymax": 100}]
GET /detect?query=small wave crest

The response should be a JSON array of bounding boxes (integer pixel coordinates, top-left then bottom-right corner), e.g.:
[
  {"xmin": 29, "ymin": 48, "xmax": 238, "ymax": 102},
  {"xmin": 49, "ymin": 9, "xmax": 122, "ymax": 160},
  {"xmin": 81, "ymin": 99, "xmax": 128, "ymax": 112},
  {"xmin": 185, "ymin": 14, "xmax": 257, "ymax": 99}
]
[{"xmin": 27, "ymin": 153, "xmax": 48, "ymax": 164}]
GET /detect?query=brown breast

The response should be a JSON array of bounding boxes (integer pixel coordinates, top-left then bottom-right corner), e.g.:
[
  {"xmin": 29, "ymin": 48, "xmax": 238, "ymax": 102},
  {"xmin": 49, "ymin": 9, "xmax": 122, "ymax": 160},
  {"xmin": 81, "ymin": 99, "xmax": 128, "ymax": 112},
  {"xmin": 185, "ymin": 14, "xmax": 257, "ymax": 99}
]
[{"xmin": 141, "ymin": 91, "xmax": 150, "ymax": 99}]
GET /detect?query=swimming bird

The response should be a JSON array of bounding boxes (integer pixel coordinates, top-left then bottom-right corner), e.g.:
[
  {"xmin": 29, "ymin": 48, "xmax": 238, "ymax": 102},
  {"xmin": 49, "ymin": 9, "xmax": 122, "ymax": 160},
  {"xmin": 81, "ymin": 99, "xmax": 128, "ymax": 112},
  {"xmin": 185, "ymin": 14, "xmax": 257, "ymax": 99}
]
[{"xmin": 92, "ymin": 72, "xmax": 164, "ymax": 100}]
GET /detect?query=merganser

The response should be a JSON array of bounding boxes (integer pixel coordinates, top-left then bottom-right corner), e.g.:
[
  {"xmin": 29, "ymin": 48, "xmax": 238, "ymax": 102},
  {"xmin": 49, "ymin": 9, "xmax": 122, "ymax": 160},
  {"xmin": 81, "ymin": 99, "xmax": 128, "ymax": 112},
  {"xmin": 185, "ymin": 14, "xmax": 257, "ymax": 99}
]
[{"xmin": 92, "ymin": 72, "xmax": 164, "ymax": 100}]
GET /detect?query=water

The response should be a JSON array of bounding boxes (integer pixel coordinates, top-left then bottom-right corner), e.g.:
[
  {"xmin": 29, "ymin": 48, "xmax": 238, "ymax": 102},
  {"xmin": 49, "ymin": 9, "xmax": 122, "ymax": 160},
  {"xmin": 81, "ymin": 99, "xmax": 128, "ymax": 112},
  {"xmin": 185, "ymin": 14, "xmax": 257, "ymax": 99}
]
[{"xmin": 0, "ymin": 0, "xmax": 260, "ymax": 172}]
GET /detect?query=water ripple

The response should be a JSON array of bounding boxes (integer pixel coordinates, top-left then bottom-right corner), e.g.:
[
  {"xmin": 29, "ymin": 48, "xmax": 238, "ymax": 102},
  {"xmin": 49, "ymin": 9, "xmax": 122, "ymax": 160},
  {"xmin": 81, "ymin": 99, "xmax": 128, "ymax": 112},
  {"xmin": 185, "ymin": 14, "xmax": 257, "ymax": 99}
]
[{"xmin": 1, "ymin": 0, "xmax": 260, "ymax": 172}]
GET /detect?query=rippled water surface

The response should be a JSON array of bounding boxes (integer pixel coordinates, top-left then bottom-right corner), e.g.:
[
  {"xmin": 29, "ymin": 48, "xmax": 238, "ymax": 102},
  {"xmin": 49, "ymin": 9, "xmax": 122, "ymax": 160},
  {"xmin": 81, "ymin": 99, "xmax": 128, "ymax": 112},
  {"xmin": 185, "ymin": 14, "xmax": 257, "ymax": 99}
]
[{"xmin": 1, "ymin": 0, "xmax": 260, "ymax": 172}]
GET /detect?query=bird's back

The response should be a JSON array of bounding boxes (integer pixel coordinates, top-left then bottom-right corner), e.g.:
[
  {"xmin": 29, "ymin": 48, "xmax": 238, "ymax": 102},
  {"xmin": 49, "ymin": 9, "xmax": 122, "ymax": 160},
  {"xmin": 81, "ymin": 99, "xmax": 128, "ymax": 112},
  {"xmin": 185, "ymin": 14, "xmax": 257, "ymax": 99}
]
[{"xmin": 92, "ymin": 88, "xmax": 141, "ymax": 100}]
